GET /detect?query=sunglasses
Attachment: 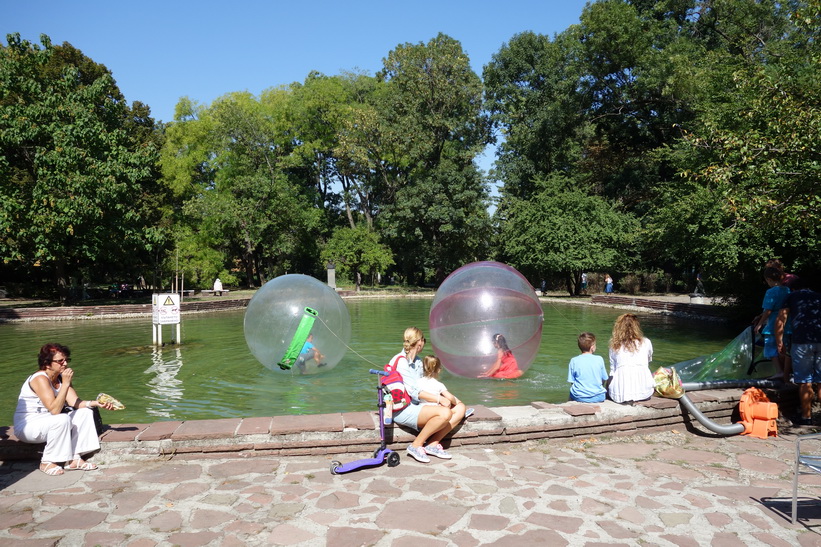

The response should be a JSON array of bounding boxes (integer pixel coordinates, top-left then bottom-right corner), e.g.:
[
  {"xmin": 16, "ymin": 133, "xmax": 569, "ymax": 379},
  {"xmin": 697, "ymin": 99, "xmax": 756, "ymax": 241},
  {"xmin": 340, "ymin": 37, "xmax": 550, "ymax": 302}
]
[{"xmin": 51, "ymin": 358, "xmax": 71, "ymax": 365}]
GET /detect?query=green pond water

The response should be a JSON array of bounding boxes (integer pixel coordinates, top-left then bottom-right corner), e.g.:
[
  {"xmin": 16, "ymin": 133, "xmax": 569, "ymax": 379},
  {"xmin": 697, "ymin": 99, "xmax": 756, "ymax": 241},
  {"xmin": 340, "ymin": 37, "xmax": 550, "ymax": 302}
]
[{"xmin": 0, "ymin": 298, "xmax": 744, "ymax": 425}]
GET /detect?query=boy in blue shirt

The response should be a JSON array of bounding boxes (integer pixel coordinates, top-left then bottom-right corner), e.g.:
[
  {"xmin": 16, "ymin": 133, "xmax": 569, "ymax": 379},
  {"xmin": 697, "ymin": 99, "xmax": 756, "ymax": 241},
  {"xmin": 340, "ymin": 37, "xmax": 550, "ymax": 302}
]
[
  {"xmin": 567, "ymin": 332, "xmax": 609, "ymax": 403},
  {"xmin": 295, "ymin": 334, "xmax": 326, "ymax": 374}
]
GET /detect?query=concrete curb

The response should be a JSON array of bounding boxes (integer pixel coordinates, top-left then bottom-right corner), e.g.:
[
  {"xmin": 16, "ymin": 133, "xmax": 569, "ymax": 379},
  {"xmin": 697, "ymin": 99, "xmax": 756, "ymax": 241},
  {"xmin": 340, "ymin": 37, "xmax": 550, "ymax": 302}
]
[{"xmin": 1, "ymin": 390, "xmax": 752, "ymax": 463}]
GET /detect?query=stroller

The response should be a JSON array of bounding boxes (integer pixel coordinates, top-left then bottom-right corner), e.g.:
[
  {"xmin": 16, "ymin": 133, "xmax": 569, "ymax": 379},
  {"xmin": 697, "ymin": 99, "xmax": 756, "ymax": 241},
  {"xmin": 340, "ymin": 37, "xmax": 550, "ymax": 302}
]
[{"xmin": 330, "ymin": 369, "xmax": 401, "ymax": 474}]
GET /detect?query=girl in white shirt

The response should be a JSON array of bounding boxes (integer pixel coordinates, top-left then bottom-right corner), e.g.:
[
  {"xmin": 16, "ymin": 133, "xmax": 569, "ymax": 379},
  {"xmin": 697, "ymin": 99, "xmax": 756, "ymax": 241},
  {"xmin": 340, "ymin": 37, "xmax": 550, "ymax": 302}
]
[{"xmin": 607, "ymin": 314, "xmax": 655, "ymax": 404}]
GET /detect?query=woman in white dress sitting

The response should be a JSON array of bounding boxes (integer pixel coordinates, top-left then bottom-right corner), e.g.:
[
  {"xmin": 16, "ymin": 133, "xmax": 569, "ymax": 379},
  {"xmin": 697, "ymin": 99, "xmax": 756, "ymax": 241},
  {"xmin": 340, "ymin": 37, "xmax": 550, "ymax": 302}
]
[
  {"xmin": 607, "ymin": 313, "xmax": 655, "ymax": 404},
  {"xmin": 13, "ymin": 343, "xmax": 116, "ymax": 475}
]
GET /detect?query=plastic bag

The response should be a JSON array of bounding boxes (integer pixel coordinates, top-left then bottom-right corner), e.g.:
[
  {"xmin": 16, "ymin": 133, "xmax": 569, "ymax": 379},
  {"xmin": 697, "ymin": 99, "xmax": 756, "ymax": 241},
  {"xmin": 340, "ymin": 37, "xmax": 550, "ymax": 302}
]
[{"xmin": 653, "ymin": 366, "xmax": 685, "ymax": 399}]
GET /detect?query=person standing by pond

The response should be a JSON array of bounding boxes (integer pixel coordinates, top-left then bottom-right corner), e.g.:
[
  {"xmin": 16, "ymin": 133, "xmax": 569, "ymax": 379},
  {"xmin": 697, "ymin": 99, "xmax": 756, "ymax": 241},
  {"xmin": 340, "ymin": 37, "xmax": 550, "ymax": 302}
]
[
  {"xmin": 13, "ymin": 343, "xmax": 117, "ymax": 476},
  {"xmin": 775, "ymin": 277, "xmax": 821, "ymax": 425},
  {"xmin": 754, "ymin": 266, "xmax": 791, "ymax": 381},
  {"xmin": 604, "ymin": 274, "xmax": 614, "ymax": 294},
  {"xmin": 607, "ymin": 314, "xmax": 655, "ymax": 405},
  {"xmin": 694, "ymin": 271, "xmax": 705, "ymax": 296},
  {"xmin": 390, "ymin": 327, "xmax": 465, "ymax": 463}
]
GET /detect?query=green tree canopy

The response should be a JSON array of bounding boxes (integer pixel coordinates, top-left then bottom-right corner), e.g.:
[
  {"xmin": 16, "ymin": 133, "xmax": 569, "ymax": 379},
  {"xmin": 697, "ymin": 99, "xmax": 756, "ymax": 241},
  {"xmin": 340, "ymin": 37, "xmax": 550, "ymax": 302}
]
[
  {"xmin": 321, "ymin": 225, "xmax": 394, "ymax": 291},
  {"xmin": 0, "ymin": 33, "xmax": 163, "ymax": 298},
  {"xmin": 500, "ymin": 174, "xmax": 639, "ymax": 295}
]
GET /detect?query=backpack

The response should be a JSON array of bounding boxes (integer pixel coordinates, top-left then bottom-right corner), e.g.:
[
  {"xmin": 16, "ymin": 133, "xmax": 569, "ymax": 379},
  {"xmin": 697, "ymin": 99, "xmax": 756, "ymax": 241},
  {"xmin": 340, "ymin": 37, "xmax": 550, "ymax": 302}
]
[{"xmin": 382, "ymin": 354, "xmax": 412, "ymax": 412}]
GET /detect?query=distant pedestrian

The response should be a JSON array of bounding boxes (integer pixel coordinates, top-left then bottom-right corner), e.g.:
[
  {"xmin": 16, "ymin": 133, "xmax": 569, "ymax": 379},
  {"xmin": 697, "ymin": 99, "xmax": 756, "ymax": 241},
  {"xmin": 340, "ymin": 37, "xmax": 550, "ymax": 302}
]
[
  {"xmin": 604, "ymin": 274, "xmax": 613, "ymax": 294},
  {"xmin": 213, "ymin": 278, "xmax": 223, "ymax": 296},
  {"xmin": 581, "ymin": 272, "xmax": 588, "ymax": 294},
  {"xmin": 694, "ymin": 271, "xmax": 705, "ymax": 296}
]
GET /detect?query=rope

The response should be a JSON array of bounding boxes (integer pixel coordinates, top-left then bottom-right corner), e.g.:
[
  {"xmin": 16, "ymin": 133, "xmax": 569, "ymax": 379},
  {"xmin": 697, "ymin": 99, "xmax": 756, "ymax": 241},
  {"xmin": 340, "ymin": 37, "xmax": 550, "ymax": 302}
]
[{"xmin": 312, "ymin": 313, "xmax": 381, "ymax": 368}]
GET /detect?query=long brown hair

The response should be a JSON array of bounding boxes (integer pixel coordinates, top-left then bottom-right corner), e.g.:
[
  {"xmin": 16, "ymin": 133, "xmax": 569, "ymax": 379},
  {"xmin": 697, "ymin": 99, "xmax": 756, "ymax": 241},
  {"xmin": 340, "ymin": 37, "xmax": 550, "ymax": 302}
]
[{"xmin": 609, "ymin": 314, "xmax": 643, "ymax": 352}]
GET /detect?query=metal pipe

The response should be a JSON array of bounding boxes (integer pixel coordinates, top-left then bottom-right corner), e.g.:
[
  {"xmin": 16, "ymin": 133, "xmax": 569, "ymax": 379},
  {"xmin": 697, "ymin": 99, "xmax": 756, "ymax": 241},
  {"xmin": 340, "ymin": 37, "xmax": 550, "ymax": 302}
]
[
  {"xmin": 681, "ymin": 379, "xmax": 782, "ymax": 391},
  {"xmin": 678, "ymin": 394, "xmax": 745, "ymax": 435}
]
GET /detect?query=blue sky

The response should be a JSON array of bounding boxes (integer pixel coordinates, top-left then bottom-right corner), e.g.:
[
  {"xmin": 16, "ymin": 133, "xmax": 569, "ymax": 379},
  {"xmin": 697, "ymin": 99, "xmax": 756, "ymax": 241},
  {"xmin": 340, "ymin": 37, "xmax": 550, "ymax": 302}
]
[{"xmin": 3, "ymin": 1, "xmax": 591, "ymax": 172}]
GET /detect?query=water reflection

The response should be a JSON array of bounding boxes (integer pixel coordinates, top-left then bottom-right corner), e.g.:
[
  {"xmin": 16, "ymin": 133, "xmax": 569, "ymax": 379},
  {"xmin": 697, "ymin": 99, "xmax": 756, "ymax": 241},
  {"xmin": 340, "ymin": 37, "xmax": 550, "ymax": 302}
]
[{"xmin": 144, "ymin": 346, "xmax": 184, "ymax": 419}]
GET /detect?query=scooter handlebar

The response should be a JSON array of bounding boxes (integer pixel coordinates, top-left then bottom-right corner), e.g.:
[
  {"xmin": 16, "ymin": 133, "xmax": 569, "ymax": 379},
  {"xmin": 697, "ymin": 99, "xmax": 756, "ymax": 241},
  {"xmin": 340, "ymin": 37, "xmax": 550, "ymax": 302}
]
[{"xmin": 369, "ymin": 369, "xmax": 388, "ymax": 376}]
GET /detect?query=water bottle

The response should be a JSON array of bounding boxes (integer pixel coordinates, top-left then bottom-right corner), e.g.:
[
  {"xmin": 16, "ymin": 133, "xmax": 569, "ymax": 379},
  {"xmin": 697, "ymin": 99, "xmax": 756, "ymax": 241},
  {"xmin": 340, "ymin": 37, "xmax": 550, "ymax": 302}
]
[{"xmin": 383, "ymin": 393, "xmax": 393, "ymax": 425}]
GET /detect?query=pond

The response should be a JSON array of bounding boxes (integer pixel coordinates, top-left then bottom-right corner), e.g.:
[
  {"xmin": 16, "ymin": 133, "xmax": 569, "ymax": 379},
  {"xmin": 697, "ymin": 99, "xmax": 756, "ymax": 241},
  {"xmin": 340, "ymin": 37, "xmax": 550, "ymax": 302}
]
[{"xmin": 0, "ymin": 297, "xmax": 742, "ymax": 425}]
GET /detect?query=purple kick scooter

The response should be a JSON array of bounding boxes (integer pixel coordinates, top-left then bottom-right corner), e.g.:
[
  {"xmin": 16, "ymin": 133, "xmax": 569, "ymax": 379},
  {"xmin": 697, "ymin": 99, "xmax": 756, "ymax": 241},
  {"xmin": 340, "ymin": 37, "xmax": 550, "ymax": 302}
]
[{"xmin": 330, "ymin": 369, "xmax": 401, "ymax": 474}]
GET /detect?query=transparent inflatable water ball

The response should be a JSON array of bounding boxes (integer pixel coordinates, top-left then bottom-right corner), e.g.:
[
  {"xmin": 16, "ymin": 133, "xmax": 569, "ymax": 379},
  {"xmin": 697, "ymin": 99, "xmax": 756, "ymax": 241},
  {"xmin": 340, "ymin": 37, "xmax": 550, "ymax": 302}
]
[
  {"xmin": 429, "ymin": 261, "xmax": 544, "ymax": 378},
  {"xmin": 244, "ymin": 274, "xmax": 351, "ymax": 374}
]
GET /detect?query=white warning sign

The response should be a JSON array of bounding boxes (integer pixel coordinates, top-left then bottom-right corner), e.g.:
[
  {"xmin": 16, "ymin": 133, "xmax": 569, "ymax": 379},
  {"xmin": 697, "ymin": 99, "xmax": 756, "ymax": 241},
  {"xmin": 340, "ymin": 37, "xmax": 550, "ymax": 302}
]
[{"xmin": 152, "ymin": 293, "xmax": 181, "ymax": 325}]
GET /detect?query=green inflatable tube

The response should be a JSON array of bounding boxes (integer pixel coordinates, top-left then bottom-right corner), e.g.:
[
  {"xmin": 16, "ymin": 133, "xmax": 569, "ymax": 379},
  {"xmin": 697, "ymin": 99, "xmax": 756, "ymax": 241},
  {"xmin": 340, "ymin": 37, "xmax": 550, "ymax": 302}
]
[{"xmin": 277, "ymin": 307, "xmax": 319, "ymax": 370}]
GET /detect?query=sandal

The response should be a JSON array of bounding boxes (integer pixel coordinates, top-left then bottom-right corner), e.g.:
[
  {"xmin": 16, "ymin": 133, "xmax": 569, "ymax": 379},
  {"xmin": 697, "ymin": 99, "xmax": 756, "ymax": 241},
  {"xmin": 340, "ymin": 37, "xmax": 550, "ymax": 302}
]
[
  {"xmin": 40, "ymin": 462, "xmax": 64, "ymax": 476},
  {"xmin": 66, "ymin": 459, "xmax": 98, "ymax": 471}
]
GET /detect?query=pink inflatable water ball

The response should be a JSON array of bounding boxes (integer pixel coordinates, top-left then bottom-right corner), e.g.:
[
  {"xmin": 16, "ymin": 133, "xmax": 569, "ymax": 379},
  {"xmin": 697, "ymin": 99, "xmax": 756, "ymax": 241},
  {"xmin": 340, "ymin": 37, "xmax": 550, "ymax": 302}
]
[
  {"xmin": 429, "ymin": 261, "xmax": 544, "ymax": 378},
  {"xmin": 244, "ymin": 274, "xmax": 351, "ymax": 374}
]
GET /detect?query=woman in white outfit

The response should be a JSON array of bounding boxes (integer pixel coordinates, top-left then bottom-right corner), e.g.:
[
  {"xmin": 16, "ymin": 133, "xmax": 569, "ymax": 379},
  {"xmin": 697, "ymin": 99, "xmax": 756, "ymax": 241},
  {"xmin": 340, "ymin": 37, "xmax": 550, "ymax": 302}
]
[
  {"xmin": 13, "ymin": 343, "xmax": 115, "ymax": 476},
  {"xmin": 607, "ymin": 314, "xmax": 655, "ymax": 404}
]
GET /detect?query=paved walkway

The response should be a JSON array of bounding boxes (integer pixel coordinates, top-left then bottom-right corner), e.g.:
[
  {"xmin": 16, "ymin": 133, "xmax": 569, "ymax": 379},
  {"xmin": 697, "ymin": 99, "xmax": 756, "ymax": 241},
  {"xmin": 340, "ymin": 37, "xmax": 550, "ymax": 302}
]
[{"xmin": 2, "ymin": 427, "xmax": 820, "ymax": 546}]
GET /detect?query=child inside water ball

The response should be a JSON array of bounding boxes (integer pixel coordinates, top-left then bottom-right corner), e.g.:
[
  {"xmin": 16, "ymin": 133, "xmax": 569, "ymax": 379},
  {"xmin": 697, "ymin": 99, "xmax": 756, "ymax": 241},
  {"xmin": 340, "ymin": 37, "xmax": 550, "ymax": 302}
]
[{"xmin": 479, "ymin": 333, "xmax": 523, "ymax": 379}]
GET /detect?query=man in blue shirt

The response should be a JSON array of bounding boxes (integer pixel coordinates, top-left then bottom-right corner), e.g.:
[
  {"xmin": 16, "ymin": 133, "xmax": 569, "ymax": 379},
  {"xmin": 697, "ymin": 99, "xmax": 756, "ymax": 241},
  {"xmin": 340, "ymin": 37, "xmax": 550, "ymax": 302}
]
[{"xmin": 776, "ymin": 278, "xmax": 821, "ymax": 426}]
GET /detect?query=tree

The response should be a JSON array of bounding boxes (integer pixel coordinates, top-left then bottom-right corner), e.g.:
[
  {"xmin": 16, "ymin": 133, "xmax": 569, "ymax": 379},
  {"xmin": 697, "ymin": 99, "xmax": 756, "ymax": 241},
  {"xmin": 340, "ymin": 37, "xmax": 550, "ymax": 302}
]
[
  {"xmin": 678, "ymin": 0, "xmax": 821, "ymax": 232},
  {"xmin": 286, "ymin": 71, "xmax": 381, "ymax": 228},
  {"xmin": 648, "ymin": 0, "xmax": 821, "ymax": 296},
  {"xmin": 0, "ymin": 34, "xmax": 162, "ymax": 298},
  {"xmin": 375, "ymin": 34, "xmax": 493, "ymax": 283},
  {"xmin": 483, "ymin": 30, "xmax": 586, "ymax": 201},
  {"xmin": 321, "ymin": 225, "xmax": 394, "ymax": 291},
  {"xmin": 484, "ymin": 0, "xmax": 820, "ymax": 300},
  {"xmin": 500, "ymin": 174, "xmax": 639, "ymax": 295},
  {"xmin": 162, "ymin": 90, "xmax": 324, "ymax": 287}
]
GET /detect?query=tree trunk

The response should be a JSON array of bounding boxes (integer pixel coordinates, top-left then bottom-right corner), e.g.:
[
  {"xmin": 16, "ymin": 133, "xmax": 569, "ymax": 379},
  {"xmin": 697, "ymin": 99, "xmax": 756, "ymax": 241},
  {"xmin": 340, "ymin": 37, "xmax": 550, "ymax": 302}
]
[
  {"xmin": 54, "ymin": 259, "xmax": 69, "ymax": 303},
  {"xmin": 242, "ymin": 251, "xmax": 256, "ymax": 288}
]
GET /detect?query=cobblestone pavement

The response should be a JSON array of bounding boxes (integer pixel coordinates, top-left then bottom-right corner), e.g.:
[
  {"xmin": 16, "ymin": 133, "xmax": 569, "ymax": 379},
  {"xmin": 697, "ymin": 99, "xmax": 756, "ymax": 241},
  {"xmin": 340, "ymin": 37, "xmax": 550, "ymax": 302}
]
[{"xmin": 2, "ymin": 428, "xmax": 821, "ymax": 546}]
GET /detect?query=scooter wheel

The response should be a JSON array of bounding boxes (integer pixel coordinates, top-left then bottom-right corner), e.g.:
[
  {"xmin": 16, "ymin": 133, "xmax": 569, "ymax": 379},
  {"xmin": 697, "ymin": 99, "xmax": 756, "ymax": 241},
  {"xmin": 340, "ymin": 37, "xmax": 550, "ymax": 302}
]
[
  {"xmin": 387, "ymin": 451, "xmax": 400, "ymax": 467},
  {"xmin": 330, "ymin": 461, "xmax": 342, "ymax": 475}
]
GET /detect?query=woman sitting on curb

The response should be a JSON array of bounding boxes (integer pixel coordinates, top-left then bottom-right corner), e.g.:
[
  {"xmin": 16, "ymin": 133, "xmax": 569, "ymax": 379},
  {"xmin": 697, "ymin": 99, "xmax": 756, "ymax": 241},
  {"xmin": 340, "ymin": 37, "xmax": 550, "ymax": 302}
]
[
  {"xmin": 390, "ymin": 327, "xmax": 467, "ymax": 463},
  {"xmin": 13, "ymin": 343, "xmax": 116, "ymax": 475}
]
